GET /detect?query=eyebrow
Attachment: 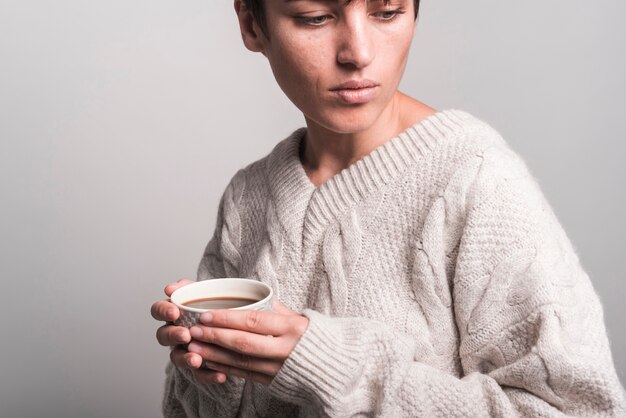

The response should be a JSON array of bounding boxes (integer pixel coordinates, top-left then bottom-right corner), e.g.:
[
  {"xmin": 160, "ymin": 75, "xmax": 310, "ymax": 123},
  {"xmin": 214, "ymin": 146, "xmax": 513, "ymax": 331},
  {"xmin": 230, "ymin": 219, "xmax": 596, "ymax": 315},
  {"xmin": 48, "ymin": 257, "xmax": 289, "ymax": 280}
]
[{"xmin": 285, "ymin": 0, "xmax": 393, "ymax": 3}]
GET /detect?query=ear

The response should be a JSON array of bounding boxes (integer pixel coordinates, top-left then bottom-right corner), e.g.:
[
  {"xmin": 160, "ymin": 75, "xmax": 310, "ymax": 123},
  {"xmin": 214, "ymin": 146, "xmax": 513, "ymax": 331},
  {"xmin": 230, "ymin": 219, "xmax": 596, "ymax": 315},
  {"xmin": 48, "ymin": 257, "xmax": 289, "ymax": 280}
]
[{"xmin": 234, "ymin": 0, "xmax": 266, "ymax": 53}]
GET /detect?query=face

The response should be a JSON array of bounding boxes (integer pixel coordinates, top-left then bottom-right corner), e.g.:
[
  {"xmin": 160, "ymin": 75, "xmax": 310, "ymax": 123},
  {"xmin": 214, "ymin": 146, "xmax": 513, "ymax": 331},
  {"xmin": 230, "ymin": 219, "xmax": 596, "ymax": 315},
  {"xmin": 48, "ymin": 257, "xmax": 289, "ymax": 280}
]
[{"xmin": 241, "ymin": 0, "xmax": 416, "ymax": 134}]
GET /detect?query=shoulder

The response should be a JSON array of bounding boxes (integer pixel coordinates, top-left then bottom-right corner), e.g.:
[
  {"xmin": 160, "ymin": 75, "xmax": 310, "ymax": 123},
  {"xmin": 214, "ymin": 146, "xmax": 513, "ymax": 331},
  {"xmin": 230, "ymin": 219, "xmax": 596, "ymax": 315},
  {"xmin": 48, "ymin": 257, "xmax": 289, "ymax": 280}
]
[
  {"xmin": 409, "ymin": 110, "xmax": 544, "ymax": 225},
  {"xmin": 430, "ymin": 109, "xmax": 532, "ymax": 183},
  {"xmin": 403, "ymin": 109, "xmax": 531, "ymax": 195},
  {"xmin": 434, "ymin": 109, "xmax": 507, "ymax": 153},
  {"xmin": 442, "ymin": 113, "xmax": 554, "ymax": 234},
  {"xmin": 217, "ymin": 127, "xmax": 306, "ymax": 230},
  {"xmin": 224, "ymin": 127, "xmax": 306, "ymax": 199}
]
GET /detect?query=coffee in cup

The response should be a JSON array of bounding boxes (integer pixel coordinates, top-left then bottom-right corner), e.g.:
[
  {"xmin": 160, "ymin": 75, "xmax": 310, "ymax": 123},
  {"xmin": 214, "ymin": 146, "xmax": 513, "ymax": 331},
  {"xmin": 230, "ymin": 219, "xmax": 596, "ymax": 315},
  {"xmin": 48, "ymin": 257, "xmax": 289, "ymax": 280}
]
[{"xmin": 170, "ymin": 278, "xmax": 273, "ymax": 328}]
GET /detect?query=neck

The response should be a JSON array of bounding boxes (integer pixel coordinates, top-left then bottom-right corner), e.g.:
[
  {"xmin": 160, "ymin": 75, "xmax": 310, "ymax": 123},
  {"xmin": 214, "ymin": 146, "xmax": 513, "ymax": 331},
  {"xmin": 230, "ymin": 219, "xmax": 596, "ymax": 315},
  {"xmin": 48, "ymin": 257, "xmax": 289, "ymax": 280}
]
[{"xmin": 300, "ymin": 92, "xmax": 436, "ymax": 187}]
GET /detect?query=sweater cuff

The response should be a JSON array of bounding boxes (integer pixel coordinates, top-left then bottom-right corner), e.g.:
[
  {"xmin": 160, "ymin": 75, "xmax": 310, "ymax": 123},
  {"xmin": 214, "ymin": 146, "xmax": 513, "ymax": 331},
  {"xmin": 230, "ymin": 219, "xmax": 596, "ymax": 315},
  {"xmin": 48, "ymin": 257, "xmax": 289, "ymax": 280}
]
[{"xmin": 268, "ymin": 309, "xmax": 365, "ymax": 409}]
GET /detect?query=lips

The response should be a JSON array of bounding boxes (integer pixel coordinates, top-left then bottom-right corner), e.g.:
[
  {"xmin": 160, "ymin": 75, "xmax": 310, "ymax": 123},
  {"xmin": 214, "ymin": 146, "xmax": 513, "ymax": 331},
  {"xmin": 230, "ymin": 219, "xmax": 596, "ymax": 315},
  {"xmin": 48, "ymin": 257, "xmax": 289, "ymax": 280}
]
[
  {"xmin": 330, "ymin": 79, "xmax": 379, "ymax": 90},
  {"xmin": 329, "ymin": 79, "xmax": 380, "ymax": 104}
]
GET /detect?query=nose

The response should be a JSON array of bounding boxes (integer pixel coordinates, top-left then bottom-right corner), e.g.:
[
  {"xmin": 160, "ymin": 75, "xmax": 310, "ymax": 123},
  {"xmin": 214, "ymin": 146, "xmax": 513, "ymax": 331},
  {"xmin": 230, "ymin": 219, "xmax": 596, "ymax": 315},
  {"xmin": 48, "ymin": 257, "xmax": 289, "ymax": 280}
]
[{"xmin": 336, "ymin": 15, "xmax": 375, "ymax": 69}]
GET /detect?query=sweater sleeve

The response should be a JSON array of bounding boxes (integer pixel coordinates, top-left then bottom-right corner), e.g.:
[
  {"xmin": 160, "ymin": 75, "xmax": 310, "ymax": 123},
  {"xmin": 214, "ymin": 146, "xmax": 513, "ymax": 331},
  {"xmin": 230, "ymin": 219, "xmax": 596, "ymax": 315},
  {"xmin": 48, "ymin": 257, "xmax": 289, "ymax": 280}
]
[
  {"xmin": 268, "ymin": 146, "xmax": 626, "ymax": 417},
  {"xmin": 163, "ymin": 171, "xmax": 248, "ymax": 417}
]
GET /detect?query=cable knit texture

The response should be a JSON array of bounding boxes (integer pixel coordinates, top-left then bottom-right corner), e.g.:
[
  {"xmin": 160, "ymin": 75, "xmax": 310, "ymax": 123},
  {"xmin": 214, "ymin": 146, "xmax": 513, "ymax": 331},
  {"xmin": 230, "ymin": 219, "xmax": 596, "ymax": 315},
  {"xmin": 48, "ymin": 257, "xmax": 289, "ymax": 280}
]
[{"xmin": 162, "ymin": 109, "xmax": 626, "ymax": 417}]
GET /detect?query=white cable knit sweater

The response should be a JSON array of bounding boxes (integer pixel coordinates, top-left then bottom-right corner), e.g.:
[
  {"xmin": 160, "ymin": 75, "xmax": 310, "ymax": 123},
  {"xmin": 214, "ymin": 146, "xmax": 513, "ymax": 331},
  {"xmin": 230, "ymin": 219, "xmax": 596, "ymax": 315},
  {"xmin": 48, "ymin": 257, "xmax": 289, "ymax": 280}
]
[{"xmin": 162, "ymin": 109, "xmax": 626, "ymax": 417}]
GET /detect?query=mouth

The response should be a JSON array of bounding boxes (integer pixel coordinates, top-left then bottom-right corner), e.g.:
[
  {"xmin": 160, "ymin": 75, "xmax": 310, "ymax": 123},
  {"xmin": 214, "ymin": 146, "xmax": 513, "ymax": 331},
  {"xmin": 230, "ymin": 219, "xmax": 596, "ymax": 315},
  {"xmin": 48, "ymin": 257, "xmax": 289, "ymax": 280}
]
[
  {"xmin": 329, "ymin": 79, "xmax": 380, "ymax": 104},
  {"xmin": 330, "ymin": 79, "xmax": 379, "ymax": 90}
]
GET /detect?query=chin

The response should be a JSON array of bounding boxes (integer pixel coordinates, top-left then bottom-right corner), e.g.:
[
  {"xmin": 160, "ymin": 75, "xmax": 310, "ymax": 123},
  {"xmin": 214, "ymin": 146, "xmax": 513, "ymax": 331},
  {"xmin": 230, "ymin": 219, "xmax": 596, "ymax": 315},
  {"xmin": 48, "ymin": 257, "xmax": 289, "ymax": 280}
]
[{"xmin": 312, "ymin": 106, "xmax": 383, "ymax": 135}]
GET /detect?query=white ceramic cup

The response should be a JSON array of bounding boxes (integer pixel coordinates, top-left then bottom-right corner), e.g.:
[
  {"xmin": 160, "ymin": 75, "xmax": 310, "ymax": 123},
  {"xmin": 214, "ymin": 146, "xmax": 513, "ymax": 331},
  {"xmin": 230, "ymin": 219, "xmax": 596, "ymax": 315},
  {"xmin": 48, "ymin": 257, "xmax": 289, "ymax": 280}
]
[{"xmin": 170, "ymin": 278, "xmax": 273, "ymax": 328}]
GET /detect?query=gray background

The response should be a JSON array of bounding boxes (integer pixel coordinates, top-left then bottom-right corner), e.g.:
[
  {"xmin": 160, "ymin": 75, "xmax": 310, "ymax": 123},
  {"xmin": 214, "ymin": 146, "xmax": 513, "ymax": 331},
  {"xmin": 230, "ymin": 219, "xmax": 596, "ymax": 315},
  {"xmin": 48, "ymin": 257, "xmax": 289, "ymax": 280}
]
[{"xmin": 1, "ymin": 1, "xmax": 624, "ymax": 417}]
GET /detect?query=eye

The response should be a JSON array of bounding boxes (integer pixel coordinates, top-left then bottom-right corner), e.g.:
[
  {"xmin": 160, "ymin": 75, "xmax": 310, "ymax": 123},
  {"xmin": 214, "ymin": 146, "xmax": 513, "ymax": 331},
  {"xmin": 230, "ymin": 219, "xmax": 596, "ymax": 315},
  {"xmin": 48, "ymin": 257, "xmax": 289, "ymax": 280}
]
[
  {"xmin": 295, "ymin": 15, "xmax": 332, "ymax": 26},
  {"xmin": 373, "ymin": 9, "xmax": 405, "ymax": 21}
]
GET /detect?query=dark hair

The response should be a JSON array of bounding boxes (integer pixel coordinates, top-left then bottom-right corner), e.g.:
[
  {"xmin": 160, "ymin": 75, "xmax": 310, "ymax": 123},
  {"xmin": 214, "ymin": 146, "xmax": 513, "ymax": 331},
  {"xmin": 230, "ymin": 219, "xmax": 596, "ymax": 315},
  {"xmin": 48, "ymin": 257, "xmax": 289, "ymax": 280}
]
[{"xmin": 243, "ymin": 0, "xmax": 421, "ymax": 38}]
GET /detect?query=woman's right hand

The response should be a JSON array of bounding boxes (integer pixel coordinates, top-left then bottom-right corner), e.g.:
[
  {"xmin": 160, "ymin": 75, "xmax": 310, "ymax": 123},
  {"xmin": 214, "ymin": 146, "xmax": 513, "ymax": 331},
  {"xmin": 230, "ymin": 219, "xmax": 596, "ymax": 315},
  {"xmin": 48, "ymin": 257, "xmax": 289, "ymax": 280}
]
[{"xmin": 151, "ymin": 279, "xmax": 228, "ymax": 384}]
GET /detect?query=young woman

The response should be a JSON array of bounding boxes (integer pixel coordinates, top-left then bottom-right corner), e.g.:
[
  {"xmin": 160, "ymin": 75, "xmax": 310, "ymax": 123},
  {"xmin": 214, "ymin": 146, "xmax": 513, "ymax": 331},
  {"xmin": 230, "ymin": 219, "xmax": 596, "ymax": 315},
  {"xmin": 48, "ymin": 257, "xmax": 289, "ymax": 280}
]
[{"xmin": 151, "ymin": 0, "xmax": 626, "ymax": 416}]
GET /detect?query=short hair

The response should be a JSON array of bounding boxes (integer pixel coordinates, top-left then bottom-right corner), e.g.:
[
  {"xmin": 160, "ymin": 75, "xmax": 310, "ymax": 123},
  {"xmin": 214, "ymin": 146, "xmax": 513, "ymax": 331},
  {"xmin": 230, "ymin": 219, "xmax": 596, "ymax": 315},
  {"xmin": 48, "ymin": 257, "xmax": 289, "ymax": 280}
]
[{"xmin": 243, "ymin": 0, "xmax": 421, "ymax": 38}]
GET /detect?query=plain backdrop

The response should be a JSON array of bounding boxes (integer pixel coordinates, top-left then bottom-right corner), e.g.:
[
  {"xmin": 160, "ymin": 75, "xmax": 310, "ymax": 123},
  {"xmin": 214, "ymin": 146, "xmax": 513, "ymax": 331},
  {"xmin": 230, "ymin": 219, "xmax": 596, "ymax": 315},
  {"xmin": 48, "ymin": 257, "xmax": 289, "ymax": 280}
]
[{"xmin": 1, "ymin": 1, "xmax": 624, "ymax": 417}]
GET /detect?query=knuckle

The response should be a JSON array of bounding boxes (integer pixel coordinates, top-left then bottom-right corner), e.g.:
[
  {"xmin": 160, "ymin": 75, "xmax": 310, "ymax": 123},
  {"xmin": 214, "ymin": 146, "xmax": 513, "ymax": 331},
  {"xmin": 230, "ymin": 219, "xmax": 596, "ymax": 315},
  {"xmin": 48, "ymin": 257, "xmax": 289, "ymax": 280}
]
[
  {"xmin": 203, "ymin": 328, "xmax": 215, "ymax": 344},
  {"xmin": 159, "ymin": 326, "xmax": 176, "ymax": 346},
  {"xmin": 235, "ymin": 354, "xmax": 251, "ymax": 369},
  {"xmin": 154, "ymin": 301, "xmax": 167, "ymax": 318},
  {"xmin": 168, "ymin": 328, "xmax": 181, "ymax": 344},
  {"xmin": 163, "ymin": 304, "xmax": 177, "ymax": 320},
  {"xmin": 234, "ymin": 336, "xmax": 252, "ymax": 354},
  {"xmin": 245, "ymin": 310, "xmax": 262, "ymax": 329}
]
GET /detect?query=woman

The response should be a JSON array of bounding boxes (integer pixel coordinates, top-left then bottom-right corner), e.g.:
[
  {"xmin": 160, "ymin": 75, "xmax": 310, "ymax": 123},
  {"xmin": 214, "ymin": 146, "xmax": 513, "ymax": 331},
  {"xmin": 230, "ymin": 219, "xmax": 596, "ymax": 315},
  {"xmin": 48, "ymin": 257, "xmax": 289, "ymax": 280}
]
[{"xmin": 151, "ymin": 0, "xmax": 626, "ymax": 416}]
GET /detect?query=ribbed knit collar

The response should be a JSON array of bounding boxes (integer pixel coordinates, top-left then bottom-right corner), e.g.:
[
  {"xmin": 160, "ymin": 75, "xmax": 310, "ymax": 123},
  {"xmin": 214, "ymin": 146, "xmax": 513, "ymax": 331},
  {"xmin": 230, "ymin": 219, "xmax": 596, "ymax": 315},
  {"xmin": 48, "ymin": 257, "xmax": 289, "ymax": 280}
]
[{"xmin": 266, "ymin": 109, "xmax": 477, "ymax": 245}]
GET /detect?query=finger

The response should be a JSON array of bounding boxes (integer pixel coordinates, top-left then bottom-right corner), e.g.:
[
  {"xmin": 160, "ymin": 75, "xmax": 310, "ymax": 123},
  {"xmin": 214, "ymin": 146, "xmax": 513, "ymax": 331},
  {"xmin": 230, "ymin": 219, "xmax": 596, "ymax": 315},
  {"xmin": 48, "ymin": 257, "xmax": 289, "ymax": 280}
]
[
  {"xmin": 189, "ymin": 325, "xmax": 288, "ymax": 358},
  {"xmin": 272, "ymin": 300, "xmax": 299, "ymax": 316},
  {"xmin": 170, "ymin": 346, "xmax": 203, "ymax": 369},
  {"xmin": 156, "ymin": 325, "xmax": 191, "ymax": 347},
  {"xmin": 164, "ymin": 279, "xmax": 194, "ymax": 297},
  {"xmin": 200, "ymin": 309, "xmax": 293, "ymax": 336},
  {"xmin": 170, "ymin": 347, "xmax": 228, "ymax": 385},
  {"xmin": 191, "ymin": 368, "xmax": 228, "ymax": 385},
  {"xmin": 202, "ymin": 360, "xmax": 272, "ymax": 386},
  {"xmin": 151, "ymin": 300, "xmax": 180, "ymax": 321},
  {"xmin": 187, "ymin": 341, "xmax": 282, "ymax": 376}
]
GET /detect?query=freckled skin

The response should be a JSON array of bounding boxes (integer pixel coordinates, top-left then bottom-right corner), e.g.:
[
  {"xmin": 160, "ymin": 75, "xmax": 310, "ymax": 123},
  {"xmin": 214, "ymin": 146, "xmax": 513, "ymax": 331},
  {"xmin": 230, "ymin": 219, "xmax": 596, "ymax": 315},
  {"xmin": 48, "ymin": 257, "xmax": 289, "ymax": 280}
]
[{"xmin": 259, "ymin": 1, "xmax": 417, "ymax": 134}]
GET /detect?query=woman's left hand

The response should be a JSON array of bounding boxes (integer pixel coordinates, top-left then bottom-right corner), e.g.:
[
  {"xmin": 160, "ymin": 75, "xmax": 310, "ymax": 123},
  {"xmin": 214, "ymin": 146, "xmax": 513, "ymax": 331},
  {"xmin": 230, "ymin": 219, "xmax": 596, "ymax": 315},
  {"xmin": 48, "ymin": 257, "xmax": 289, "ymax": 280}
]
[{"xmin": 184, "ymin": 300, "xmax": 309, "ymax": 385}]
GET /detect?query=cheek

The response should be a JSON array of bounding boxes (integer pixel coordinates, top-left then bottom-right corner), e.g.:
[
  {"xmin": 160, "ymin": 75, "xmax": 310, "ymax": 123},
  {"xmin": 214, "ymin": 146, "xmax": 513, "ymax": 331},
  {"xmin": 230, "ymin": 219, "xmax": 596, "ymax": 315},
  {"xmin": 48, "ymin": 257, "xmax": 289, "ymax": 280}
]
[
  {"xmin": 269, "ymin": 36, "xmax": 330, "ymax": 102},
  {"xmin": 387, "ymin": 23, "xmax": 414, "ymax": 60},
  {"xmin": 379, "ymin": 32, "xmax": 413, "ymax": 80}
]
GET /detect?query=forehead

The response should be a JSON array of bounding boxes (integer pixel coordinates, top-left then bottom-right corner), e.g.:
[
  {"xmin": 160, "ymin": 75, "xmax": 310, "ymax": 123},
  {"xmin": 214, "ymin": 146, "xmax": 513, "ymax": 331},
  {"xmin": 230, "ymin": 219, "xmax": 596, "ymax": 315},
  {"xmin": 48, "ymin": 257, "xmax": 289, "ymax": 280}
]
[{"xmin": 283, "ymin": 0, "xmax": 393, "ymax": 4}]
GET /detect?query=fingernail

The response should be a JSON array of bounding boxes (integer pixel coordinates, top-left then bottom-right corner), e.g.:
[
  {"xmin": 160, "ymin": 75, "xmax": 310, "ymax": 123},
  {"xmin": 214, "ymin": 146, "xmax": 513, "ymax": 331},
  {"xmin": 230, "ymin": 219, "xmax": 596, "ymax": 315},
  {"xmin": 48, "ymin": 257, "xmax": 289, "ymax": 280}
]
[
  {"xmin": 189, "ymin": 327, "xmax": 202, "ymax": 339},
  {"xmin": 188, "ymin": 342, "xmax": 201, "ymax": 353},
  {"xmin": 200, "ymin": 312, "xmax": 213, "ymax": 323},
  {"xmin": 166, "ymin": 308, "xmax": 175, "ymax": 319}
]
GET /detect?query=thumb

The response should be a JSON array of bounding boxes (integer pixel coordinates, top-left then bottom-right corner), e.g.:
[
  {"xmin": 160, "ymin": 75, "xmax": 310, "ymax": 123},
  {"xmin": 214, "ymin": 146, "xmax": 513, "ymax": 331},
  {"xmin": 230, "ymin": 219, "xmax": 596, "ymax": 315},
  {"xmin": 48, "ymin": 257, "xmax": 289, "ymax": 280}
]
[{"xmin": 164, "ymin": 278, "xmax": 194, "ymax": 297}]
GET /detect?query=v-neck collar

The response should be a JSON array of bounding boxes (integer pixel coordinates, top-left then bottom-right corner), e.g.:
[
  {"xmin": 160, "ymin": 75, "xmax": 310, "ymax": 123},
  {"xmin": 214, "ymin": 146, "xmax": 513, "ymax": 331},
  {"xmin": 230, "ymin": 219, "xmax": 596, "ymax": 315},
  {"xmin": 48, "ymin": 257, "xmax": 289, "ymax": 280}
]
[{"xmin": 266, "ymin": 109, "xmax": 478, "ymax": 246}]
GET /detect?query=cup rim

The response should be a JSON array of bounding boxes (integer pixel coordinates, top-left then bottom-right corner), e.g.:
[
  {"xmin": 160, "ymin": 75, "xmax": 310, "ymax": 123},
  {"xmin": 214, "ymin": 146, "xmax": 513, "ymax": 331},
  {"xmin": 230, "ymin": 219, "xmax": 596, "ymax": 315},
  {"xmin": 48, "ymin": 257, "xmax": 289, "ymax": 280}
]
[{"xmin": 170, "ymin": 278, "xmax": 273, "ymax": 313}]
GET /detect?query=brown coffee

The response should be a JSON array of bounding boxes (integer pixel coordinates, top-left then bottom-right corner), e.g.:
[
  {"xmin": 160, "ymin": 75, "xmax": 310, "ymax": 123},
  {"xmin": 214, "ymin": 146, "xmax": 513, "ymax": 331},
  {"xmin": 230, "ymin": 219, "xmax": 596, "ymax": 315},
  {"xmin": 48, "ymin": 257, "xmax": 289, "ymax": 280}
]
[{"xmin": 182, "ymin": 296, "xmax": 259, "ymax": 310}]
